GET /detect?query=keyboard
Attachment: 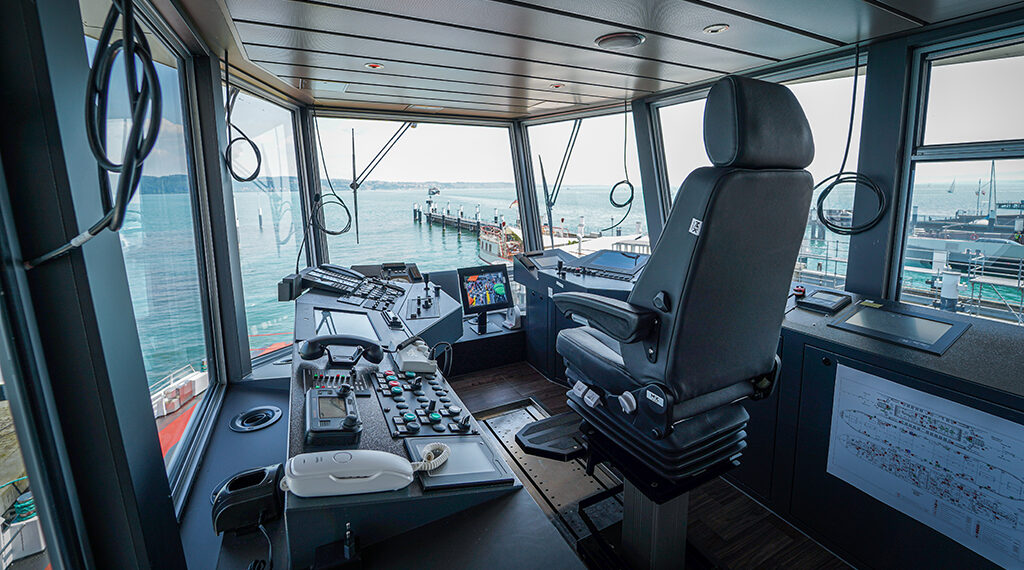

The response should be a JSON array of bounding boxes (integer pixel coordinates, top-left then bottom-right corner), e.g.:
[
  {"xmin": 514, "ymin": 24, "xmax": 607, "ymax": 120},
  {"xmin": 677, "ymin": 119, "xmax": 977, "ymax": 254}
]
[{"xmin": 302, "ymin": 267, "xmax": 365, "ymax": 296}]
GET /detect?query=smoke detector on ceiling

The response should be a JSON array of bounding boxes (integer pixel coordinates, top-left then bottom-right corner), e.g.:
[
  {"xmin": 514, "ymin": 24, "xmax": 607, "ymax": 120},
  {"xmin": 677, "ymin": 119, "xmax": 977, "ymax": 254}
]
[
  {"xmin": 702, "ymin": 23, "xmax": 730, "ymax": 35},
  {"xmin": 594, "ymin": 31, "xmax": 646, "ymax": 50}
]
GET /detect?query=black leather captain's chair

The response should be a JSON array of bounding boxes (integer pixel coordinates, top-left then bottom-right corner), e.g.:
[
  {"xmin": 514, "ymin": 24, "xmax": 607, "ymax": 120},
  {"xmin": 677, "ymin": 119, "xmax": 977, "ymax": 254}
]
[{"xmin": 553, "ymin": 75, "xmax": 814, "ymax": 488}]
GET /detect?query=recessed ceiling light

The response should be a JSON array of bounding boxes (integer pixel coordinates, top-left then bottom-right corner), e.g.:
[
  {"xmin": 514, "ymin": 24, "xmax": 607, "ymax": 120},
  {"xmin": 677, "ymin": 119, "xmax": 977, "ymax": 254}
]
[
  {"xmin": 594, "ymin": 31, "xmax": 646, "ymax": 50},
  {"xmin": 364, "ymin": 62, "xmax": 384, "ymax": 69},
  {"xmin": 549, "ymin": 83, "xmax": 566, "ymax": 89},
  {"xmin": 407, "ymin": 105, "xmax": 444, "ymax": 111},
  {"xmin": 702, "ymin": 23, "xmax": 729, "ymax": 35}
]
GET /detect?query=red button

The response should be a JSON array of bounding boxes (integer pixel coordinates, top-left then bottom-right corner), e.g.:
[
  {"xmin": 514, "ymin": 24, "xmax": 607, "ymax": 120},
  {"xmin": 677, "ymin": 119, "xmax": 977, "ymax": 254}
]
[
  {"xmin": 385, "ymin": 370, "xmax": 395, "ymax": 376},
  {"xmin": 388, "ymin": 380, "xmax": 401, "ymax": 387}
]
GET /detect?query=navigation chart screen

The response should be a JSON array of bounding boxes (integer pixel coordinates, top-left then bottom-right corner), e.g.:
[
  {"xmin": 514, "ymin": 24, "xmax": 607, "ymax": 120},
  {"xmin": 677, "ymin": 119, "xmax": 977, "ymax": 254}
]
[{"xmin": 457, "ymin": 265, "xmax": 512, "ymax": 314}]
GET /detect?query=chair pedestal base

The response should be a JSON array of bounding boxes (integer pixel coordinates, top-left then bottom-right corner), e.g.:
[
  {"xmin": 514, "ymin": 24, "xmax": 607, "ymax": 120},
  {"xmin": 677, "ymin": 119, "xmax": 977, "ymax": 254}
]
[{"xmin": 623, "ymin": 481, "xmax": 689, "ymax": 569}]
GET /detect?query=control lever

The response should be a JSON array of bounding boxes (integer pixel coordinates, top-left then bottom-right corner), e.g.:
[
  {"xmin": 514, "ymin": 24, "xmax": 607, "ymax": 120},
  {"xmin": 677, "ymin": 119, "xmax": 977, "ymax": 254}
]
[
  {"xmin": 456, "ymin": 415, "xmax": 472, "ymax": 431},
  {"xmin": 557, "ymin": 260, "xmax": 565, "ymax": 277},
  {"xmin": 423, "ymin": 272, "xmax": 431, "ymax": 295}
]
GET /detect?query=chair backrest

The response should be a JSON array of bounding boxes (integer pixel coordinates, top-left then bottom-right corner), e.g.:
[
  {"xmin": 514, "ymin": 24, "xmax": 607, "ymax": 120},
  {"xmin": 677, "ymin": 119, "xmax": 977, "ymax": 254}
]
[{"xmin": 621, "ymin": 76, "xmax": 814, "ymax": 404}]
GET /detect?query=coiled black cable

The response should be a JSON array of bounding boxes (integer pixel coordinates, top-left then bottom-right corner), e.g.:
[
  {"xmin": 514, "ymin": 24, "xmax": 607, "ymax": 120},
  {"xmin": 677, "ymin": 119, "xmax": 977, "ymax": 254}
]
[
  {"xmin": 224, "ymin": 87, "xmax": 262, "ymax": 183},
  {"xmin": 814, "ymin": 44, "xmax": 886, "ymax": 236},
  {"xmin": 26, "ymin": 0, "xmax": 162, "ymax": 269},
  {"xmin": 601, "ymin": 98, "xmax": 634, "ymax": 233},
  {"xmin": 294, "ymin": 111, "xmax": 353, "ymax": 272}
]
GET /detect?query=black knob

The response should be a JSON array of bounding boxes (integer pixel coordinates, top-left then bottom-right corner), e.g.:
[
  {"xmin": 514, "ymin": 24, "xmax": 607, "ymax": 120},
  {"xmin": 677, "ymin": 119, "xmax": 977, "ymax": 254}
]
[
  {"xmin": 458, "ymin": 415, "xmax": 471, "ymax": 429},
  {"xmin": 428, "ymin": 400, "xmax": 437, "ymax": 412},
  {"xmin": 410, "ymin": 376, "xmax": 423, "ymax": 389},
  {"xmin": 339, "ymin": 384, "xmax": 353, "ymax": 397},
  {"xmin": 557, "ymin": 260, "xmax": 564, "ymax": 273},
  {"xmin": 434, "ymin": 285, "xmax": 441, "ymax": 297},
  {"xmin": 343, "ymin": 414, "xmax": 359, "ymax": 429},
  {"xmin": 423, "ymin": 272, "xmax": 430, "ymax": 287}
]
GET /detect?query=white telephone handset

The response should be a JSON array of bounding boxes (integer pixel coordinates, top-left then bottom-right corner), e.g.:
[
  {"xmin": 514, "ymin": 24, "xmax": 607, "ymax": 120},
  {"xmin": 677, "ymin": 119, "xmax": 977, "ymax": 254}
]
[{"xmin": 280, "ymin": 444, "xmax": 449, "ymax": 498}]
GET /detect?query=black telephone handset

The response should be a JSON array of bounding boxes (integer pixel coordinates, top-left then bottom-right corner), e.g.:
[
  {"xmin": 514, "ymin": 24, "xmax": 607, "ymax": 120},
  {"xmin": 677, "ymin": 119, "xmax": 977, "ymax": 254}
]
[{"xmin": 298, "ymin": 335, "xmax": 384, "ymax": 364}]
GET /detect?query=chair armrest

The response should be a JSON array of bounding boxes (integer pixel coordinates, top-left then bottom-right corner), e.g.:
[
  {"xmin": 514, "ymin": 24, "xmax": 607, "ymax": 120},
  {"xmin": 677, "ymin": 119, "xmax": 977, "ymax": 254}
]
[{"xmin": 552, "ymin": 292, "xmax": 656, "ymax": 344}]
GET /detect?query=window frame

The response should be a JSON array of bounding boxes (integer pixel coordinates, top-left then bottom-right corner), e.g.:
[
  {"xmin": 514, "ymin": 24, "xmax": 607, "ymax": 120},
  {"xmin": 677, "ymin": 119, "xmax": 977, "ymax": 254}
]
[
  {"xmin": 305, "ymin": 108, "xmax": 529, "ymax": 264},
  {"xmin": 892, "ymin": 26, "xmax": 1024, "ymax": 302},
  {"xmin": 117, "ymin": 0, "xmax": 228, "ymax": 503},
  {"xmin": 222, "ymin": 78, "xmax": 312, "ymax": 364}
]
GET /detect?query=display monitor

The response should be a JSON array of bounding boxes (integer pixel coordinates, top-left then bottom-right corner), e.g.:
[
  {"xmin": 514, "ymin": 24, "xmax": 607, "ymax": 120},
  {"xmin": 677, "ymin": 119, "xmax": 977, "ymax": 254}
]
[
  {"xmin": 313, "ymin": 308, "xmax": 377, "ymax": 339},
  {"xmin": 457, "ymin": 265, "xmax": 513, "ymax": 334}
]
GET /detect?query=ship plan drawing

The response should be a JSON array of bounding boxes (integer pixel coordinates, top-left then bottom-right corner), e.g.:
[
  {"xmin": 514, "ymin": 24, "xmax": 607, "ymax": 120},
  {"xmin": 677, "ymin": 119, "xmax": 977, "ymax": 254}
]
[{"xmin": 827, "ymin": 364, "xmax": 1024, "ymax": 568}]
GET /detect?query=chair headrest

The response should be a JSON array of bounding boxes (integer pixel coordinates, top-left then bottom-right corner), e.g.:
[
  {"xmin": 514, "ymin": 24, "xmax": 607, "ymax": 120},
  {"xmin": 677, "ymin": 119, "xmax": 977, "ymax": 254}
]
[{"xmin": 703, "ymin": 76, "xmax": 814, "ymax": 169}]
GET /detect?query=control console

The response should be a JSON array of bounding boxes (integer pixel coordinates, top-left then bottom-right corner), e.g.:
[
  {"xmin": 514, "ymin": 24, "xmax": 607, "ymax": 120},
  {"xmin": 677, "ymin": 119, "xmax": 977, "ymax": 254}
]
[{"xmin": 372, "ymin": 369, "xmax": 476, "ymax": 437}]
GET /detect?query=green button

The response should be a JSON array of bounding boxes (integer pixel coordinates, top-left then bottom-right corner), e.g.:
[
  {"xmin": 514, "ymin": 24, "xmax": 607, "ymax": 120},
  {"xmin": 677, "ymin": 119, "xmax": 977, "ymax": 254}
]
[
  {"xmin": 428, "ymin": 412, "xmax": 442, "ymax": 423},
  {"xmin": 405, "ymin": 371, "xmax": 416, "ymax": 378},
  {"xmin": 390, "ymin": 386, "xmax": 403, "ymax": 395},
  {"xmin": 403, "ymin": 413, "xmax": 417, "ymax": 422},
  {"xmin": 386, "ymin": 375, "xmax": 398, "ymax": 381}
]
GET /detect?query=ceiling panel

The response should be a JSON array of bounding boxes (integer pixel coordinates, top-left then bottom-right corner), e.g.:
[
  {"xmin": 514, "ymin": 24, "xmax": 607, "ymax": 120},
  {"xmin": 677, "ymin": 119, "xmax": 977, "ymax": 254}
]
[
  {"xmin": 877, "ymin": 0, "xmax": 1024, "ymax": 23},
  {"xmin": 297, "ymin": 0, "xmax": 797, "ymax": 65},
  {"xmin": 243, "ymin": 44, "xmax": 644, "ymax": 102},
  {"xmin": 225, "ymin": 0, "xmax": 743, "ymax": 84},
  {"xmin": 252, "ymin": 60, "xmax": 612, "ymax": 107},
  {"xmin": 683, "ymin": 0, "xmax": 920, "ymax": 42},
  {"xmin": 178, "ymin": 0, "xmax": 1024, "ymax": 118},
  {"xmin": 235, "ymin": 22, "xmax": 687, "ymax": 94},
  {"xmin": 315, "ymin": 91, "xmax": 530, "ymax": 115},
  {"xmin": 479, "ymin": 0, "xmax": 843, "ymax": 55}
]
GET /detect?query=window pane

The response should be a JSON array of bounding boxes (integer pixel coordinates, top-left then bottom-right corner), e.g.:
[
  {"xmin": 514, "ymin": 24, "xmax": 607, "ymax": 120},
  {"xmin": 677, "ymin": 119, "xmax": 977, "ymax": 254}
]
[
  {"xmin": 657, "ymin": 70, "xmax": 864, "ymax": 289},
  {"xmin": 787, "ymin": 70, "xmax": 865, "ymax": 290},
  {"xmin": 899, "ymin": 159, "xmax": 1024, "ymax": 325},
  {"xmin": 924, "ymin": 43, "xmax": 1024, "ymax": 145},
  {"xmin": 659, "ymin": 98, "xmax": 709, "ymax": 196},
  {"xmin": 528, "ymin": 112, "xmax": 646, "ymax": 256},
  {"xmin": 227, "ymin": 92, "xmax": 303, "ymax": 359},
  {"xmin": 86, "ymin": 29, "xmax": 210, "ymax": 465},
  {"xmin": 315, "ymin": 118, "xmax": 519, "ymax": 272}
]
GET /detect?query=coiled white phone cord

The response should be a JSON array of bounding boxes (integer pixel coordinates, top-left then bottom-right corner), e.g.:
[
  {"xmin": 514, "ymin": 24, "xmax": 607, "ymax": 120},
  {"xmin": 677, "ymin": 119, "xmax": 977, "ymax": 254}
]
[{"xmin": 410, "ymin": 442, "xmax": 450, "ymax": 472}]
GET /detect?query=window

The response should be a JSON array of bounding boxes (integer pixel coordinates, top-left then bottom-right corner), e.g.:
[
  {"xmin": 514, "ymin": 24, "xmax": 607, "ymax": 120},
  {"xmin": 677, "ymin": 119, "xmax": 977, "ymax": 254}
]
[
  {"xmin": 899, "ymin": 39, "xmax": 1024, "ymax": 325},
  {"xmin": 659, "ymin": 98, "xmax": 709, "ymax": 195},
  {"xmin": 527, "ymin": 112, "xmax": 645, "ymax": 257},
  {"xmin": 657, "ymin": 68, "xmax": 865, "ymax": 289},
  {"xmin": 226, "ymin": 90, "xmax": 304, "ymax": 359},
  {"xmin": 85, "ymin": 18, "xmax": 211, "ymax": 465},
  {"xmin": 785, "ymin": 69, "xmax": 865, "ymax": 290},
  {"xmin": 313, "ymin": 117, "xmax": 519, "ymax": 272}
]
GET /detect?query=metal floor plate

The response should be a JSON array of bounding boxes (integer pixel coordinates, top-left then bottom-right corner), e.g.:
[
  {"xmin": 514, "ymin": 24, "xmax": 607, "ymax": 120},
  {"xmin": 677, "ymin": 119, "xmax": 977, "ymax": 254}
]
[{"xmin": 479, "ymin": 401, "xmax": 623, "ymax": 545}]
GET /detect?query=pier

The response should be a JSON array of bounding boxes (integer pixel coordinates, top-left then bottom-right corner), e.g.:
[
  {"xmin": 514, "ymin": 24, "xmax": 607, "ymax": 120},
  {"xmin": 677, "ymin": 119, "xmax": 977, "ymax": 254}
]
[{"xmin": 413, "ymin": 203, "xmax": 503, "ymax": 234}]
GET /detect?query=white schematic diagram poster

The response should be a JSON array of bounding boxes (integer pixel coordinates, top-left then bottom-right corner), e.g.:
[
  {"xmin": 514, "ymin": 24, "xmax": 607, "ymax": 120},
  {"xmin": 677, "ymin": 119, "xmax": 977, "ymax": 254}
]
[{"xmin": 827, "ymin": 364, "xmax": 1024, "ymax": 568}]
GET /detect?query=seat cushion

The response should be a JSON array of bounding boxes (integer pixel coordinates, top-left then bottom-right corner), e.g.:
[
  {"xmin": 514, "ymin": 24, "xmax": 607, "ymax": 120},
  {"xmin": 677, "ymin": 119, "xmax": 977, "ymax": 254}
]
[{"xmin": 556, "ymin": 326, "xmax": 638, "ymax": 394}]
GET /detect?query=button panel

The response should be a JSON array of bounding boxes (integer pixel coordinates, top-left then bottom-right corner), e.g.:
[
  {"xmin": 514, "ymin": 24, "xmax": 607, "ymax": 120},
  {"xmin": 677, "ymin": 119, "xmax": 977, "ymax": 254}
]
[{"xmin": 373, "ymin": 368, "xmax": 476, "ymax": 438}]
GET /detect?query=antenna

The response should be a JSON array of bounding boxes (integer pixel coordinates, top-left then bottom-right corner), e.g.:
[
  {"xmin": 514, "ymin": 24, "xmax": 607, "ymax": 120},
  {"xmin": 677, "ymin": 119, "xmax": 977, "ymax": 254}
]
[{"xmin": 350, "ymin": 128, "xmax": 360, "ymax": 243}]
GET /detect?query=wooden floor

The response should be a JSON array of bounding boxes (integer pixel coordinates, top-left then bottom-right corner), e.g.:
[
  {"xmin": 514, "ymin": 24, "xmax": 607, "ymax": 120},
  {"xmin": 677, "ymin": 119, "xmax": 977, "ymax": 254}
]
[{"xmin": 449, "ymin": 362, "xmax": 850, "ymax": 570}]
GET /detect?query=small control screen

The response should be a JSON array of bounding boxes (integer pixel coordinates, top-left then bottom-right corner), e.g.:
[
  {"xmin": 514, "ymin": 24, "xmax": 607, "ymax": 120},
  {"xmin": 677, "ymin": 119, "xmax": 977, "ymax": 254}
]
[
  {"xmin": 590, "ymin": 250, "xmax": 649, "ymax": 272},
  {"xmin": 318, "ymin": 397, "xmax": 348, "ymax": 418},
  {"xmin": 457, "ymin": 265, "xmax": 513, "ymax": 314},
  {"xmin": 314, "ymin": 309, "xmax": 377, "ymax": 339},
  {"xmin": 813, "ymin": 291, "xmax": 848, "ymax": 303}
]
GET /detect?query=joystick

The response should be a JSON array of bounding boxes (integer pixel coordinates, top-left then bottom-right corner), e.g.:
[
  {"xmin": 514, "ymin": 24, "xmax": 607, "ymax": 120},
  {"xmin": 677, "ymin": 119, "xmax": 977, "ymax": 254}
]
[
  {"xmin": 455, "ymin": 415, "xmax": 472, "ymax": 432},
  {"xmin": 557, "ymin": 260, "xmax": 565, "ymax": 277}
]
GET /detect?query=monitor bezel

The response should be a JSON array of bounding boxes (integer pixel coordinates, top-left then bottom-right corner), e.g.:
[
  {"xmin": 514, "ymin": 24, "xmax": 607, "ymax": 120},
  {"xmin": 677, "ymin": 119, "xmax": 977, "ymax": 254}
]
[{"xmin": 456, "ymin": 264, "xmax": 513, "ymax": 315}]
